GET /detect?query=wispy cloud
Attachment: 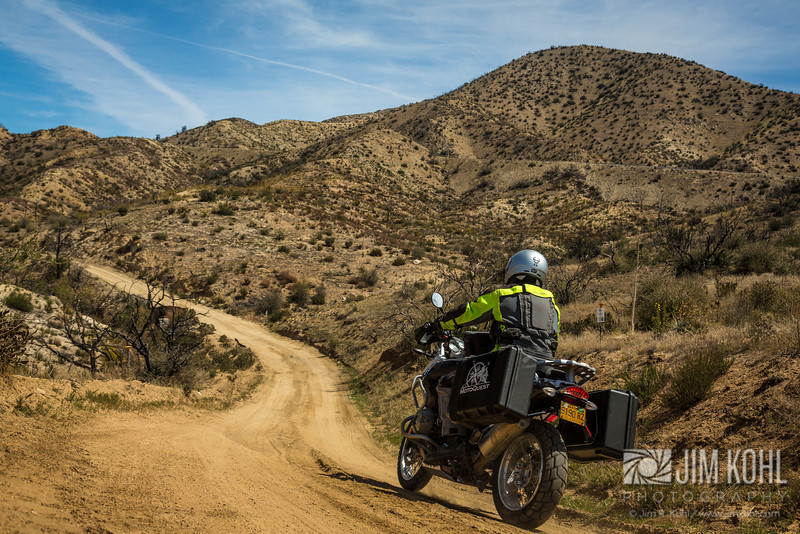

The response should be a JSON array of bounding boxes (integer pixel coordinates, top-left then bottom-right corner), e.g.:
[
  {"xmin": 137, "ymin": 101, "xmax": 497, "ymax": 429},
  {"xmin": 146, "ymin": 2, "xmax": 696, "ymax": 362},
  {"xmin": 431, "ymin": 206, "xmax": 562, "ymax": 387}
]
[
  {"xmin": 239, "ymin": 0, "xmax": 375, "ymax": 48},
  {"xmin": 23, "ymin": 0, "xmax": 206, "ymax": 123},
  {"xmin": 0, "ymin": 0, "xmax": 206, "ymax": 135},
  {"xmin": 71, "ymin": 12, "xmax": 416, "ymax": 102}
]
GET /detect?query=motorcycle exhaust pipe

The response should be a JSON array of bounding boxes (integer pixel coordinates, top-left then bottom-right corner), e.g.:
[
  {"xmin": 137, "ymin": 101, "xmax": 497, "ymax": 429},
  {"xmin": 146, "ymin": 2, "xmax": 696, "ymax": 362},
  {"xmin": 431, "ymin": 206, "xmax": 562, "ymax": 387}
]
[{"xmin": 472, "ymin": 419, "xmax": 530, "ymax": 473}]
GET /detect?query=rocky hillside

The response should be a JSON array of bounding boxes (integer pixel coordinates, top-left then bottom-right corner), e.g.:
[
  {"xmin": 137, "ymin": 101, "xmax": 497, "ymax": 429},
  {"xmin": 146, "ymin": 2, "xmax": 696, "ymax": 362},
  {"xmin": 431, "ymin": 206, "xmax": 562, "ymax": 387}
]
[
  {"xmin": 3, "ymin": 46, "xmax": 799, "ymax": 219},
  {"xmin": 0, "ymin": 126, "xmax": 198, "ymax": 217},
  {"xmin": 376, "ymin": 46, "xmax": 800, "ymax": 173}
]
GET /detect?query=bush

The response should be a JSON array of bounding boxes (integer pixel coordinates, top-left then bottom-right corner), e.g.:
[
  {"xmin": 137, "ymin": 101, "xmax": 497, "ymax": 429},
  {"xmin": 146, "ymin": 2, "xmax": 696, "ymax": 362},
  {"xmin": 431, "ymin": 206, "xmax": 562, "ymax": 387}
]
[
  {"xmin": 662, "ymin": 340, "xmax": 733, "ymax": 411},
  {"xmin": 276, "ymin": 270, "xmax": 297, "ymax": 285},
  {"xmin": 289, "ymin": 281, "xmax": 311, "ymax": 307},
  {"xmin": 199, "ymin": 190, "xmax": 217, "ymax": 202},
  {"xmin": 635, "ymin": 277, "xmax": 708, "ymax": 333},
  {"xmin": 212, "ymin": 203, "xmax": 235, "ymax": 216},
  {"xmin": 311, "ymin": 285, "xmax": 326, "ymax": 305},
  {"xmin": 392, "ymin": 257, "xmax": 407, "ymax": 266},
  {"xmin": 210, "ymin": 345, "xmax": 256, "ymax": 372},
  {"xmin": 349, "ymin": 267, "xmax": 378, "ymax": 288},
  {"xmin": 0, "ymin": 310, "xmax": 29, "ymax": 375},
  {"xmin": 734, "ymin": 242, "xmax": 790, "ymax": 275},
  {"xmin": 4, "ymin": 291, "xmax": 33, "ymax": 313},
  {"xmin": 152, "ymin": 232, "xmax": 168, "ymax": 241},
  {"xmin": 368, "ymin": 247, "xmax": 383, "ymax": 257},
  {"xmin": 255, "ymin": 290, "xmax": 285, "ymax": 322},
  {"xmin": 723, "ymin": 280, "xmax": 800, "ymax": 326},
  {"xmin": 748, "ymin": 280, "xmax": 781, "ymax": 312},
  {"xmin": 619, "ymin": 363, "xmax": 666, "ymax": 407}
]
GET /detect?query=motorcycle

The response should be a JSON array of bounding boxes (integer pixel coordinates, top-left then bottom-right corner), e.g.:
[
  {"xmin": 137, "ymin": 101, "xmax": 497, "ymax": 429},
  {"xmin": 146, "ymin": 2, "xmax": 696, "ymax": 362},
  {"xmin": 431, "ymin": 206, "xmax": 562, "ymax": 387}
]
[{"xmin": 397, "ymin": 293, "xmax": 638, "ymax": 529}]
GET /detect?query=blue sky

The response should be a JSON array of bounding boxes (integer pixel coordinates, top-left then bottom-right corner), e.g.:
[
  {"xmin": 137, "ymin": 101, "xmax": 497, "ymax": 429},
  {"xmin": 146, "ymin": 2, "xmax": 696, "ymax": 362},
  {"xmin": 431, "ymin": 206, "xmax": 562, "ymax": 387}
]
[{"xmin": 0, "ymin": 0, "xmax": 798, "ymax": 138}]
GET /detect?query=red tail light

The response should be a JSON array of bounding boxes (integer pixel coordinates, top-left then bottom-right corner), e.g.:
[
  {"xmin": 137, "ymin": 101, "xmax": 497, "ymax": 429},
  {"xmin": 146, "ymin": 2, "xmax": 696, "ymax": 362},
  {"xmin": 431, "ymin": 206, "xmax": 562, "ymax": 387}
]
[{"xmin": 563, "ymin": 386, "xmax": 589, "ymax": 400}]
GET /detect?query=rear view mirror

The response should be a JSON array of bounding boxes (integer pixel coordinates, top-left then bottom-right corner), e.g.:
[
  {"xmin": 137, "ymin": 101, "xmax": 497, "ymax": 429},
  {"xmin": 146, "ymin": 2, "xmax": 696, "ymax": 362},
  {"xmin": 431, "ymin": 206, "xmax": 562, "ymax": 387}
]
[{"xmin": 431, "ymin": 292, "xmax": 444, "ymax": 309}]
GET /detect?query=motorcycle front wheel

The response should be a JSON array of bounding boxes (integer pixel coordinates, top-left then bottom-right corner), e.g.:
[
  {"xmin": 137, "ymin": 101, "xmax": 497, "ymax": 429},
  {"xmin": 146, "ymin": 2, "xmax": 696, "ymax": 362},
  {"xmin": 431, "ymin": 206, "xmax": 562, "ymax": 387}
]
[
  {"xmin": 397, "ymin": 437, "xmax": 432, "ymax": 491},
  {"xmin": 491, "ymin": 421, "xmax": 567, "ymax": 528}
]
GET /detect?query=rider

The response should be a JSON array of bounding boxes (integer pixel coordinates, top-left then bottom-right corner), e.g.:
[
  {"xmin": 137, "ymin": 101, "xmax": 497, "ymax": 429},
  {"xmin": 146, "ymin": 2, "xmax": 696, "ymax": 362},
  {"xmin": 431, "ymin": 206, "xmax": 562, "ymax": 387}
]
[
  {"xmin": 416, "ymin": 250, "xmax": 560, "ymax": 462},
  {"xmin": 436, "ymin": 249, "xmax": 560, "ymax": 356}
]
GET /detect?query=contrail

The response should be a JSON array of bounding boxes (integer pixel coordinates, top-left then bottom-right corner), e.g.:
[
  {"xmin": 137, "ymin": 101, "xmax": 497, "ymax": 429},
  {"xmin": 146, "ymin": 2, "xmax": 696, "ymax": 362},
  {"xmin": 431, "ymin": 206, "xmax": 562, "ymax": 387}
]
[
  {"xmin": 73, "ymin": 11, "xmax": 417, "ymax": 102},
  {"xmin": 23, "ymin": 0, "xmax": 207, "ymax": 124}
]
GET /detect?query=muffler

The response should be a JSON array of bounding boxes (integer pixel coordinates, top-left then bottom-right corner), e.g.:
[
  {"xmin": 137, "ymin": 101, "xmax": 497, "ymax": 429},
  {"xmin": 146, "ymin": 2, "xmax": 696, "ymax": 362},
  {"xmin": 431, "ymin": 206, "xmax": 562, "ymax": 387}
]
[{"xmin": 472, "ymin": 419, "xmax": 530, "ymax": 473}]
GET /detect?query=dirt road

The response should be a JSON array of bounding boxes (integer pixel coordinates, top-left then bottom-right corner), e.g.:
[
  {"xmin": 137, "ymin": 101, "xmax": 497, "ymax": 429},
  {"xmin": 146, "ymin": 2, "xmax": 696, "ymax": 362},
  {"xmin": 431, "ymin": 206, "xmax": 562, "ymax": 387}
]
[{"xmin": 1, "ymin": 264, "xmax": 599, "ymax": 533}]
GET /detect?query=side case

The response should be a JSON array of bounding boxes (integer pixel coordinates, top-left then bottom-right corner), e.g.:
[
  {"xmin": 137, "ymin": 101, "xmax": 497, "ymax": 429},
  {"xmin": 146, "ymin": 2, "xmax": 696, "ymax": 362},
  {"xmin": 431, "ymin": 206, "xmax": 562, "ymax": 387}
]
[
  {"xmin": 448, "ymin": 346, "xmax": 538, "ymax": 428},
  {"xmin": 565, "ymin": 389, "xmax": 638, "ymax": 461}
]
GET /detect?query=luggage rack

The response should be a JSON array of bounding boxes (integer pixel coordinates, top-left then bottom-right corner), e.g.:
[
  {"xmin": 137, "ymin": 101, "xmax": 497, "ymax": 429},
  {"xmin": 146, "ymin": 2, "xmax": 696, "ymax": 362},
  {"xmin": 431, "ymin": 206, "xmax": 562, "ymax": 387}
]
[{"xmin": 536, "ymin": 359, "xmax": 596, "ymax": 385}]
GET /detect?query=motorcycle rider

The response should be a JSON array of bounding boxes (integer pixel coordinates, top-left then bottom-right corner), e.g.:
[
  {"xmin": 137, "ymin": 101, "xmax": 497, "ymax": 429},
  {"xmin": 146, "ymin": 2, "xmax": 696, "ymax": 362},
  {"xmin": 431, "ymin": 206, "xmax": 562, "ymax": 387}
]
[{"xmin": 416, "ymin": 250, "xmax": 560, "ymax": 463}]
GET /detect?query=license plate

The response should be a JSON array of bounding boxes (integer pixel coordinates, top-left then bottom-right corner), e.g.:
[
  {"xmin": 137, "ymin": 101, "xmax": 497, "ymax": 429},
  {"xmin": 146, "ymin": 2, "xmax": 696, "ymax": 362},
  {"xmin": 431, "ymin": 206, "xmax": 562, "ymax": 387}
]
[{"xmin": 559, "ymin": 402, "xmax": 586, "ymax": 425}]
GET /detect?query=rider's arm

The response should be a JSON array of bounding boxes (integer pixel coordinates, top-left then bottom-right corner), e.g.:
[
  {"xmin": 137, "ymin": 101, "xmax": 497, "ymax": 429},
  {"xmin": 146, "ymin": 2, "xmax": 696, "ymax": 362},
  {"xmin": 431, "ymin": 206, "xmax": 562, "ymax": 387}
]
[
  {"xmin": 552, "ymin": 298, "xmax": 561, "ymax": 341},
  {"xmin": 439, "ymin": 290, "xmax": 500, "ymax": 330}
]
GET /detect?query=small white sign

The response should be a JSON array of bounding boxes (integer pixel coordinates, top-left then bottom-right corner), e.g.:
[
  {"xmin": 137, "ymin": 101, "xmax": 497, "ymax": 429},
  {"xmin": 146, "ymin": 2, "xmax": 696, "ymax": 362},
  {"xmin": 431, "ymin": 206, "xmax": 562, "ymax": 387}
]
[{"xmin": 596, "ymin": 307, "xmax": 605, "ymax": 323}]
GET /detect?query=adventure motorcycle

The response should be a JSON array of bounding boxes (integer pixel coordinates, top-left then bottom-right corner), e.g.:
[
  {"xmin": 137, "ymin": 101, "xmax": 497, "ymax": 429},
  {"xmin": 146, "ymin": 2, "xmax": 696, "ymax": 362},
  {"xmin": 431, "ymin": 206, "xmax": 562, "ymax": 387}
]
[{"xmin": 397, "ymin": 293, "xmax": 638, "ymax": 529}]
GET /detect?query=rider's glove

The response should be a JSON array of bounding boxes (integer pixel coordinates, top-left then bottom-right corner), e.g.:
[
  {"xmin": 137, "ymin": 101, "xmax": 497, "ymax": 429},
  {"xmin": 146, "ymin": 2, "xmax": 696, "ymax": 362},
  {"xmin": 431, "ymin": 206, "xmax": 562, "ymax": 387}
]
[{"xmin": 414, "ymin": 320, "xmax": 440, "ymax": 344}]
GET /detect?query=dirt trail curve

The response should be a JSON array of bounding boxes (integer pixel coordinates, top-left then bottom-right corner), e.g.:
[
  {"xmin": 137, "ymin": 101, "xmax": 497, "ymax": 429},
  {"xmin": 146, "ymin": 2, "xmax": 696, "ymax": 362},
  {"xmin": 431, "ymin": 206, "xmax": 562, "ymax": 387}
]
[{"xmin": 5, "ymin": 264, "xmax": 601, "ymax": 533}]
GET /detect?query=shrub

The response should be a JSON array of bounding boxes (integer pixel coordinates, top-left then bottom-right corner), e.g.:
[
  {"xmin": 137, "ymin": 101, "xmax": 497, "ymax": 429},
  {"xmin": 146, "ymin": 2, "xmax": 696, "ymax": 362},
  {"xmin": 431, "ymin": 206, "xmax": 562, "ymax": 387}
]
[
  {"xmin": 349, "ymin": 267, "xmax": 378, "ymax": 288},
  {"xmin": 662, "ymin": 340, "xmax": 733, "ymax": 411},
  {"xmin": 152, "ymin": 232, "xmax": 168, "ymax": 241},
  {"xmin": 748, "ymin": 280, "xmax": 781, "ymax": 312},
  {"xmin": 117, "ymin": 206, "xmax": 129, "ymax": 216},
  {"xmin": 4, "ymin": 291, "xmax": 33, "ymax": 313},
  {"xmin": 255, "ymin": 290, "xmax": 285, "ymax": 322},
  {"xmin": 0, "ymin": 310, "xmax": 29, "ymax": 375},
  {"xmin": 199, "ymin": 190, "xmax": 217, "ymax": 202},
  {"xmin": 289, "ymin": 281, "xmax": 311, "ymax": 307},
  {"xmin": 619, "ymin": 363, "xmax": 666, "ymax": 407},
  {"xmin": 368, "ymin": 247, "xmax": 383, "ymax": 257},
  {"xmin": 212, "ymin": 203, "xmax": 235, "ymax": 216},
  {"xmin": 734, "ymin": 242, "xmax": 788, "ymax": 275},
  {"xmin": 210, "ymin": 345, "xmax": 256, "ymax": 372},
  {"xmin": 635, "ymin": 277, "xmax": 708, "ymax": 333},
  {"xmin": 411, "ymin": 246, "xmax": 425, "ymax": 260},
  {"xmin": 276, "ymin": 271, "xmax": 297, "ymax": 285},
  {"xmin": 311, "ymin": 285, "xmax": 326, "ymax": 305},
  {"xmin": 392, "ymin": 257, "xmax": 407, "ymax": 266}
]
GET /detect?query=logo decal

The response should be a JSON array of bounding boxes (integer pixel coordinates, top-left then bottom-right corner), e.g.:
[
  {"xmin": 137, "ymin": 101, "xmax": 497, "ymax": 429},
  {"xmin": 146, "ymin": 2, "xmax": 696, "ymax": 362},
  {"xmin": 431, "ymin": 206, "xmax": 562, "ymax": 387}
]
[
  {"xmin": 623, "ymin": 449, "xmax": 673, "ymax": 485},
  {"xmin": 460, "ymin": 362, "xmax": 490, "ymax": 394},
  {"xmin": 531, "ymin": 257, "xmax": 540, "ymax": 266}
]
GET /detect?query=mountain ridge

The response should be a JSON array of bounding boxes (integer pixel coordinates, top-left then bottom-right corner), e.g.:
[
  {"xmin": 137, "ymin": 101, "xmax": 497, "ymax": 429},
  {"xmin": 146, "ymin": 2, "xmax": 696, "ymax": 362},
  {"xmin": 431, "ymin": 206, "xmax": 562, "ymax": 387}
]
[{"xmin": 2, "ymin": 45, "xmax": 798, "ymax": 218}]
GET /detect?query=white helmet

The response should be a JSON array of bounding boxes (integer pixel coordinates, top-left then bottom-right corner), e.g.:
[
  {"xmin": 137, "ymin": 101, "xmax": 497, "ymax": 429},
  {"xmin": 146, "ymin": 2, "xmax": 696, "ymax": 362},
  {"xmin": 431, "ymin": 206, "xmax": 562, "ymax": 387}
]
[{"xmin": 505, "ymin": 250, "xmax": 548, "ymax": 286}]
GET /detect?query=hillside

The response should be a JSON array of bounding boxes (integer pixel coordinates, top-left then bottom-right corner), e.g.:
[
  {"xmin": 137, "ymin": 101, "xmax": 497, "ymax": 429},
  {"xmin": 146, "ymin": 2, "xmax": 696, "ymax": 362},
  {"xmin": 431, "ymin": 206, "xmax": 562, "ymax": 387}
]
[
  {"xmin": 378, "ymin": 46, "xmax": 800, "ymax": 173},
  {"xmin": 177, "ymin": 46, "xmax": 798, "ymax": 211},
  {"xmin": 0, "ymin": 126, "xmax": 198, "ymax": 216}
]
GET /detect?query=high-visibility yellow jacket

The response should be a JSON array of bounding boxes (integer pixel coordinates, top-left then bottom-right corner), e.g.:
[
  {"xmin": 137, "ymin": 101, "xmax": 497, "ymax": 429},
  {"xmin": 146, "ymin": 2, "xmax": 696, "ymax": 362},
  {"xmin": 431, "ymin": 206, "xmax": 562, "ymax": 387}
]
[{"xmin": 439, "ymin": 283, "xmax": 560, "ymax": 354}]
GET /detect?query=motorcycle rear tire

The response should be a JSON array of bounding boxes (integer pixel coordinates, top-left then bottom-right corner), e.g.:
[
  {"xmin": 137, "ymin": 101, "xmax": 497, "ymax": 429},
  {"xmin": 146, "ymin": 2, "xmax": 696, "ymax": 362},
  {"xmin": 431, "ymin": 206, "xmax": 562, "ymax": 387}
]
[
  {"xmin": 491, "ymin": 421, "xmax": 567, "ymax": 528},
  {"xmin": 397, "ymin": 437, "xmax": 433, "ymax": 491}
]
